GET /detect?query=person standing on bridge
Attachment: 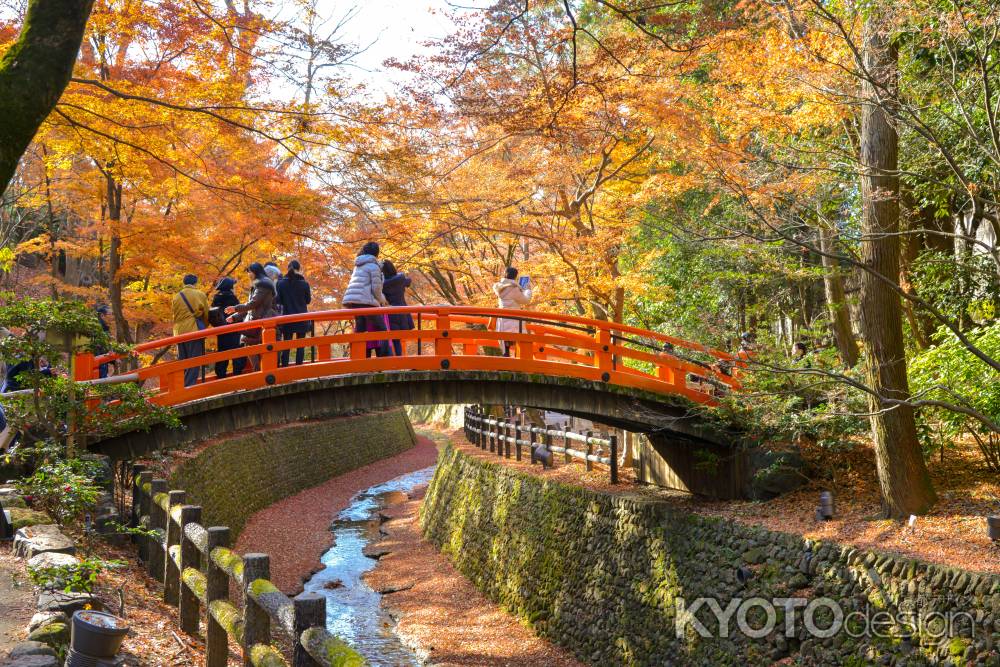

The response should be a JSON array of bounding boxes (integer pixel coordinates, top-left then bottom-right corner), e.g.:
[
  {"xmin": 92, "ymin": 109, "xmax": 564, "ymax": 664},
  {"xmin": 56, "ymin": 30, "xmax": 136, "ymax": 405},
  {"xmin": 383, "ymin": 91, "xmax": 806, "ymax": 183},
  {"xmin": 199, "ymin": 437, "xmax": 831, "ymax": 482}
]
[
  {"xmin": 342, "ymin": 241, "xmax": 392, "ymax": 358},
  {"xmin": 381, "ymin": 260, "xmax": 413, "ymax": 357},
  {"xmin": 276, "ymin": 260, "xmax": 312, "ymax": 366},
  {"xmin": 225, "ymin": 263, "xmax": 278, "ymax": 371},
  {"xmin": 493, "ymin": 266, "xmax": 532, "ymax": 357},
  {"xmin": 171, "ymin": 274, "xmax": 210, "ymax": 387},
  {"xmin": 210, "ymin": 277, "xmax": 243, "ymax": 378}
]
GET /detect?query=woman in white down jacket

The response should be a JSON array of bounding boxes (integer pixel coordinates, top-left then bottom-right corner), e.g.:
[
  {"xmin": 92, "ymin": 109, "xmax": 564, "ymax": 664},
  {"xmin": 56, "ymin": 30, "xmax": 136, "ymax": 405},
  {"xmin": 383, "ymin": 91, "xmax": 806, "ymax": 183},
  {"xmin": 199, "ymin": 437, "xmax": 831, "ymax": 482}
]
[{"xmin": 493, "ymin": 266, "xmax": 532, "ymax": 356}]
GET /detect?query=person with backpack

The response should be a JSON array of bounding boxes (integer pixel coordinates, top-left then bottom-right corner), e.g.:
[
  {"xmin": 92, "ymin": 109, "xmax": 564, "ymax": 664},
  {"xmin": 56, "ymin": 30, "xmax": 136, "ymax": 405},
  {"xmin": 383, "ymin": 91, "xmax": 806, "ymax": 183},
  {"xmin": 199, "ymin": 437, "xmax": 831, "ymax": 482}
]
[
  {"xmin": 171, "ymin": 274, "xmax": 210, "ymax": 386},
  {"xmin": 209, "ymin": 277, "xmax": 242, "ymax": 378},
  {"xmin": 275, "ymin": 260, "xmax": 312, "ymax": 366},
  {"xmin": 381, "ymin": 260, "xmax": 413, "ymax": 357},
  {"xmin": 342, "ymin": 241, "xmax": 391, "ymax": 358}
]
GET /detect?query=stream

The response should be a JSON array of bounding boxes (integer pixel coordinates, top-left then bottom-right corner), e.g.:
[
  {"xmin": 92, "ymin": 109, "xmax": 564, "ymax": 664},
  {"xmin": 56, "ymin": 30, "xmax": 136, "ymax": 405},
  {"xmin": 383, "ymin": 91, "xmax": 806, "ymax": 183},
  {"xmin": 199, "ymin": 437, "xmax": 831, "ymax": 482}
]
[{"xmin": 301, "ymin": 466, "xmax": 437, "ymax": 665}]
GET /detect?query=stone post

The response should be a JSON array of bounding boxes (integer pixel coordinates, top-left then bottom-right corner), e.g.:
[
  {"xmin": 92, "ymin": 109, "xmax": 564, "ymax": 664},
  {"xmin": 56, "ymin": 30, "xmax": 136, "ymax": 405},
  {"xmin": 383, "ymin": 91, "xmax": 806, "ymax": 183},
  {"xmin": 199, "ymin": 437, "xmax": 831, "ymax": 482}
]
[
  {"xmin": 147, "ymin": 479, "xmax": 168, "ymax": 581},
  {"xmin": 242, "ymin": 553, "xmax": 270, "ymax": 666},
  {"xmin": 292, "ymin": 592, "xmax": 326, "ymax": 667},
  {"xmin": 178, "ymin": 505, "xmax": 202, "ymax": 634},
  {"xmin": 205, "ymin": 527, "xmax": 230, "ymax": 667},
  {"xmin": 163, "ymin": 489, "xmax": 186, "ymax": 605}
]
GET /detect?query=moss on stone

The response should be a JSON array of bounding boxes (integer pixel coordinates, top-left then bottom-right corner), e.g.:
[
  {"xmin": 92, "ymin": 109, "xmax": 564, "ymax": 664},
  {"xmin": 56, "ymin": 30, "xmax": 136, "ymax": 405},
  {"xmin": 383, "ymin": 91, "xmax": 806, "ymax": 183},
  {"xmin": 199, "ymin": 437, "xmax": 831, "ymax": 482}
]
[
  {"xmin": 210, "ymin": 547, "xmax": 244, "ymax": 582},
  {"xmin": 249, "ymin": 643, "xmax": 286, "ymax": 667},
  {"xmin": 249, "ymin": 578, "xmax": 279, "ymax": 597},
  {"xmin": 9, "ymin": 507, "xmax": 51, "ymax": 529},
  {"xmin": 208, "ymin": 599, "xmax": 243, "ymax": 639},
  {"xmin": 27, "ymin": 621, "xmax": 69, "ymax": 649},
  {"xmin": 182, "ymin": 567, "xmax": 207, "ymax": 602},
  {"xmin": 300, "ymin": 627, "xmax": 366, "ymax": 666}
]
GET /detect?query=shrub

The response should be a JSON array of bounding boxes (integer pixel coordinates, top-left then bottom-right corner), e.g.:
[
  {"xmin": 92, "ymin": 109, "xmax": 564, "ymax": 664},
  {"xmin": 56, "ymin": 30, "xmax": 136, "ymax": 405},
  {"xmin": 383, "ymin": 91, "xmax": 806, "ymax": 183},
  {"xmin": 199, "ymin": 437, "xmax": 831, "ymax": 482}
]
[{"xmin": 17, "ymin": 459, "xmax": 104, "ymax": 525}]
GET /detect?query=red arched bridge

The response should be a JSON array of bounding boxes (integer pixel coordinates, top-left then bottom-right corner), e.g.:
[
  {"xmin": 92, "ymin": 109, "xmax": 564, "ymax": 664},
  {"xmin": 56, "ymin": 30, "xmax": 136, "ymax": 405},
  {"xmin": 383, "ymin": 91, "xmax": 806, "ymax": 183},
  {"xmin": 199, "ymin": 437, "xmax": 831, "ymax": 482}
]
[
  {"xmin": 78, "ymin": 306, "xmax": 740, "ymax": 408},
  {"xmin": 79, "ymin": 307, "xmax": 750, "ymax": 487}
]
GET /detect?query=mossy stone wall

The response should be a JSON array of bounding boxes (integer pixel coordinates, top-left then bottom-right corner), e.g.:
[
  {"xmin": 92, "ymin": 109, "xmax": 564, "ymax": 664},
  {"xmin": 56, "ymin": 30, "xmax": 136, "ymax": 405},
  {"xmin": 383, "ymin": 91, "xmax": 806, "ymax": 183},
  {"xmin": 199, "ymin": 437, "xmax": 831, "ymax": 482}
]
[
  {"xmin": 171, "ymin": 409, "xmax": 416, "ymax": 539},
  {"xmin": 421, "ymin": 445, "xmax": 1000, "ymax": 666}
]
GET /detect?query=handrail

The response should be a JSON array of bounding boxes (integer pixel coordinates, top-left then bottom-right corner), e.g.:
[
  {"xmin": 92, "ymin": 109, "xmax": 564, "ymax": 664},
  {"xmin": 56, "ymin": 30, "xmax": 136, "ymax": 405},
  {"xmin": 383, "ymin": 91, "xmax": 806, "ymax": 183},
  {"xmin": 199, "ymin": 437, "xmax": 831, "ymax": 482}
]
[
  {"xmin": 130, "ymin": 464, "xmax": 365, "ymax": 666},
  {"xmin": 74, "ymin": 306, "xmax": 739, "ymax": 410},
  {"xmin": 463, "ymin": 406, "xmax": 619, "ymax": 483}
]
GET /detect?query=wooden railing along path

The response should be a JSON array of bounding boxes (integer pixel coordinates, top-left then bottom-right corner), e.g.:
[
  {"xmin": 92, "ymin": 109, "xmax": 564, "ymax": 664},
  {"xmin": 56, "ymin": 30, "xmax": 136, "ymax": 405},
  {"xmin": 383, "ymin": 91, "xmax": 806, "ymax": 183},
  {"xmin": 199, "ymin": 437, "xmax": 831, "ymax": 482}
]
[
  {"xmin": 130, "ymin": 464, "xmax": 362, "ymax": 667},
  {"xmin": 463, "ymin": 406, "xmax": 620, "ymax": 484}
]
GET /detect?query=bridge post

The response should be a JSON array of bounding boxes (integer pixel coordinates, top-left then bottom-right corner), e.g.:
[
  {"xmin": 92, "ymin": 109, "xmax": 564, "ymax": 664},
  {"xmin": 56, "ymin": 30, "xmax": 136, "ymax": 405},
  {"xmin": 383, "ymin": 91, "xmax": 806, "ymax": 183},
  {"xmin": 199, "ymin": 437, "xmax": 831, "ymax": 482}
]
[
  {"xmin": 595, "ymin": 328, "xmax": 613, "ymax": 377},
  {"xmin": 163, "ymin": 489, "xmax": 186, "ymax": 606},
  {"xmin": 205, "ymin": 526, "xmax": 231, "ymax": 667},
  {"xmin": 147, "ymin": 479, "xmax": 168, "ymax": 581},
  {"xmin": 242, "ymin": 553, "xmax": 271, "ymax": 666},
  {"xmin": 260, "ymin": 325, "xmax": 278, "ymax": 374},
  {"xmin": 434, "ymin": 311, "xmax": 452, "ymax": 359},
  {"xmin": 178, "ymin": 504, "xmax": 202, "ymax": 634},
  {"xmin": 609, "ymin": 434, "xmax": 619, "ymax": 484}
]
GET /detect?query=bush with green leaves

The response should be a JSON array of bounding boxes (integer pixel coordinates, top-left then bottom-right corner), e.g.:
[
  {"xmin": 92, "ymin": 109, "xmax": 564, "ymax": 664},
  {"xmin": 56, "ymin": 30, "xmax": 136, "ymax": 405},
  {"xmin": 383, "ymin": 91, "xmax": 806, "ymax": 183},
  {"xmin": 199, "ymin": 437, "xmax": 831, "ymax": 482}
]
[
  {"xmin": 28, "ymin": 556, "xmax": 125, "ymax": 595},
  {"xmin": 910, "ymin": 323, "xmax": 1000, "ymax": 471},
  {"xmin": 16, "ymin": 459, "xmax": 104, "ymax": 525}
]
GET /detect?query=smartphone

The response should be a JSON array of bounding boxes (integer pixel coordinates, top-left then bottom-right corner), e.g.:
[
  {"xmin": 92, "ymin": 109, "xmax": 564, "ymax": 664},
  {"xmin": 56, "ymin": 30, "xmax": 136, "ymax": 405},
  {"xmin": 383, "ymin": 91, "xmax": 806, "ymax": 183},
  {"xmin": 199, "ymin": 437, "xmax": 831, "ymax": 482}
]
[{"xmin": 519, "ymin": 276, "xmax": 531, "ymax": 289}]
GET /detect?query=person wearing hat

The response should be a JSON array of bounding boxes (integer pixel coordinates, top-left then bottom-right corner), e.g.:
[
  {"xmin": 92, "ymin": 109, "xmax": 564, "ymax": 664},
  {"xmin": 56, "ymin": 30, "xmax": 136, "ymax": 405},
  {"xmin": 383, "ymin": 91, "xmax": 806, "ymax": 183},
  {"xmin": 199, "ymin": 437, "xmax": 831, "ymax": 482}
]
[
  {"xmin": 210, "ymin": 277, "xmax": 243, "ymax": 378},
  {"xmin": 171, "ymin": 274, "xmax": 210, "ymax": 387}
]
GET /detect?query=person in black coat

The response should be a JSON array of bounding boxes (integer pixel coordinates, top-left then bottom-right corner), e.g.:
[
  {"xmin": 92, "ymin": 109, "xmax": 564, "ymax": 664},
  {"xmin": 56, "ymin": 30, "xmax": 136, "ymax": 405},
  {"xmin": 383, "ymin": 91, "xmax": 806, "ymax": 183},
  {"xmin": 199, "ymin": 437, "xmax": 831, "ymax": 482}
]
[
  {"xmin": 381, "ymin": 260, "xmax": 413, "ymax": 357},
  {"xmin": 210, "ymin": 277, "xmax": 243, "ymax": 378},
  {"xmin": 275, "ymin": 260, "xmax": 312, "ymax": 366}
]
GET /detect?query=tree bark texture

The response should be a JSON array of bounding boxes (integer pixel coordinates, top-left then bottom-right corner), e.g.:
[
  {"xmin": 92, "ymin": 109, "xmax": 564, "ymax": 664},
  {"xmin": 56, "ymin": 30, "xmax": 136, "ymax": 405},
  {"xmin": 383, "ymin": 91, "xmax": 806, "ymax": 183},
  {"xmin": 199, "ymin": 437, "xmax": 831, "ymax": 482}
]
[
  {"xmin": 0, "ymin": 0, "xmax": 95, "ymax": 195},
  {"xmin": 858, "ymin": 14, "xmax": 936, "ymax": 518},
  {"xmin": 818, "ymin": 226, "xmax": 860, "ymax": 367}
]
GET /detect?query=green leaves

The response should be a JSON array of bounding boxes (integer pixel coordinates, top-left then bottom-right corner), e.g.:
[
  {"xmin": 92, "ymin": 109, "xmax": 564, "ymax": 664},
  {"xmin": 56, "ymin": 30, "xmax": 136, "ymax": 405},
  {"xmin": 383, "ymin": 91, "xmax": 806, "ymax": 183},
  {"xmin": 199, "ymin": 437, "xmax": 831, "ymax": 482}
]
[{"xmin": 16, "ymin": 458, "xmax": 104, "ymax": 525}]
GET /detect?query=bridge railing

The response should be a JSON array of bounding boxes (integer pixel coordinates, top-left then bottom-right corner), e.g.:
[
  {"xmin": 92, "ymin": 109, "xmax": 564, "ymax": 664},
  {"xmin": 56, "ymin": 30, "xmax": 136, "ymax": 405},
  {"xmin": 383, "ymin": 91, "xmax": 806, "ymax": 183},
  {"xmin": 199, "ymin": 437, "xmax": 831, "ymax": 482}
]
[
  {"xmin": 76, "ymin": 306, "xmax": 740, "ymax": 407},
  {"xmin": 463, "ymin": 406, "xmax": 620, "ymax": 484},
  {"xmin": 130, "ymin": 464, "xmax": 363, "ymax": 667}
]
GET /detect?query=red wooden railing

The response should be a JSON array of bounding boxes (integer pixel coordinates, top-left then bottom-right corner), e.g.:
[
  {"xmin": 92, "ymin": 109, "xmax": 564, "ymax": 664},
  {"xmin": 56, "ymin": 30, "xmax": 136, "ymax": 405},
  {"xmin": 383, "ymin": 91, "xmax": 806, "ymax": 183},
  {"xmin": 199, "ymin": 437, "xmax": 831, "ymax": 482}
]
[{"xmin": 73, "ymin": 306, "xmax": 741, "ymax": 407}]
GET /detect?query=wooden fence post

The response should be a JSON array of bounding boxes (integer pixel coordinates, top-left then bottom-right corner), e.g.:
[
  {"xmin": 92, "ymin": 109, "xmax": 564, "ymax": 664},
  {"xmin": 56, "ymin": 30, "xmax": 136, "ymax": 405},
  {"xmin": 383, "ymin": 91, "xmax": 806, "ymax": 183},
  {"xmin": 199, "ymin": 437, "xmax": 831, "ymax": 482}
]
[
  {"xmin": 544, "ymin": 432, "xmax": 554, "ymax": 469},
  {"xmin": 163, "ymin": 489, "xmax": 186, "ymax": 605},
  {"xmin": 504, "ymin": 419, "xmax": 511, "ymax": 458},
  {"xmin": 135, "ymin": 471, "xmax": 152, "ymax": 559},
  {"xmin": 242, "ymin": 553, "xmax": 270, "ymax": 666},
  {"xmin": 609, "ymin": 434, "xmax": 619, "ymax": 484},
  {"xmin": 147, "ymin": 479, "xmax": 168, "ymax": 581},
  {"xmin": 489, "ymin": 417, "xmax": 496, "ymax": 453},
  {"xmin": 528, "ymin": 425, "xmax": 537, "ymax": 464},
  {"xmin": 178, "ymin": 505, "xmax": 202, "ymax": 634},
  {"xmin": 585, "ymin": 430, "xmax": 594, "ymax": 472},
  {"xmin": 293, "ymin": 592, "xmax": 326, "ymax": 667},
  {"xmin": 564, "ymin": 429, "xmax": 572, "ymax": 464},
  {"xmin": 205, "ymin": 526, "xmax": 230, "ymax": 667},
  {"xmin": 514, "ymin": 419, "xmax": 522, "ymax": 462},
  {"xmin": 130, "ymin": 464, "xmax": 145, "ymax": 528}
]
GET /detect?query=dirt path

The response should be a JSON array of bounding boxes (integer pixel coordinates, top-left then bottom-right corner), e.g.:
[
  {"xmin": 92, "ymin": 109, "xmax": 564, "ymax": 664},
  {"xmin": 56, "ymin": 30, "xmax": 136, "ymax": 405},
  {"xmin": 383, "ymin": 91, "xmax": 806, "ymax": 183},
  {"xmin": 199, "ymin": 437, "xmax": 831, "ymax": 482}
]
[
  {"xmin": 364, "ymin": 487, "xmax": 584, "ymax": 667},
  {"xmin": 235, "ymin": 434, "xmax": 440, "ymax": 594},
  {"xmin": 0, "ymin": 543, "xmax": 35, "ymax": 652}
]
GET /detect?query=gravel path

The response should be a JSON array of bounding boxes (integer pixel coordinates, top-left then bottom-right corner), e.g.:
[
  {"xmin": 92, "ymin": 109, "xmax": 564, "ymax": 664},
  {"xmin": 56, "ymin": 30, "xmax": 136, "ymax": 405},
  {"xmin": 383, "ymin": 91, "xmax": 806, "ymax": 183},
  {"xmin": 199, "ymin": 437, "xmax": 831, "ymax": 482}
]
[
  {"xmin": 235, "ymin": 435, "xmax": 439, "ymax": 594},
  {"xmin": 364, "ymin": 487, "xmax": 584, "ymax": 667}
]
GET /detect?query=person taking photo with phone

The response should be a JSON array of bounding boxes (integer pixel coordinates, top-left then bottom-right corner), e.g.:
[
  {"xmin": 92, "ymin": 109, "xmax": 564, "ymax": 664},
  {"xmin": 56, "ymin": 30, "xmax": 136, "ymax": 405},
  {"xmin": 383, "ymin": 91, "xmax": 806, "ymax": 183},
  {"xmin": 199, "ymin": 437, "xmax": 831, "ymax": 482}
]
[{"xmin": 493, "ymin": 266, "xmax": 532, "ymax": 357}]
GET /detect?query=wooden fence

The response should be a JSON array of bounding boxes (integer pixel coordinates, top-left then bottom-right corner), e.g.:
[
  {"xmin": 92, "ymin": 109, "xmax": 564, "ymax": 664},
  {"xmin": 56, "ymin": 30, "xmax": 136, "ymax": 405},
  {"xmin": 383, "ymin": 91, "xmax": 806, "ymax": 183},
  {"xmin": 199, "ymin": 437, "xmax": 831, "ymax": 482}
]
[
  {"xmin": 463, "ymin": 406, "xmax": 619, "ymax": 484},
  {"xmin": 130, "ymin": 464, "xmax": 362, "ymax": 667}
]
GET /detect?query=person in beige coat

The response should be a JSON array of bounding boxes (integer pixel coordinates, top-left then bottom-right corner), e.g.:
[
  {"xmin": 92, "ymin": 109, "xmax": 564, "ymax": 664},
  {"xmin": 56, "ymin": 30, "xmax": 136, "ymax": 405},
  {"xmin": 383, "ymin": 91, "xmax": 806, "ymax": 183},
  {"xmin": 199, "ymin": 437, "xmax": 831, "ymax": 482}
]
[{"xmin": 493, "ymin": 266, "xmax": 532, "ymax": 356}]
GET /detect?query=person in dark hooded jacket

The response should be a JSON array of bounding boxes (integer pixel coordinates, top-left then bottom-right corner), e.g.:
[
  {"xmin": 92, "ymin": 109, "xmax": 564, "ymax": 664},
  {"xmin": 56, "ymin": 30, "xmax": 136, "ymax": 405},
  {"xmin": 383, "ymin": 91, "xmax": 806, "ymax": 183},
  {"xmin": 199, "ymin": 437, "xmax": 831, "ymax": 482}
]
[
  {"xmin": 225, "ymin": 262, "xmax": 277, "ymax": 371},
  {"xmin": 381, "ymin": 260, "xmax": 413, "ymax": 357},
  {"xmin": 210, "ymin": 277, "xmax": 243, "ymax": 377},
  {"xmin": 275, "ymin": 260, "xmax": 312, "ymax": 366}
]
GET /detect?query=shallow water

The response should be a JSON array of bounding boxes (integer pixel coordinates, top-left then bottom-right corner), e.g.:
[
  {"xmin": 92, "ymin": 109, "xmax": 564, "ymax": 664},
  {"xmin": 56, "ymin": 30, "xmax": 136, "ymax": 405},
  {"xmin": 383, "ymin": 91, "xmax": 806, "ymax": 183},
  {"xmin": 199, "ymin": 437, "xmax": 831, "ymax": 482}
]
[{"xmin": 301, "ymin": 466, "xmax": 436, "ymax": 666}]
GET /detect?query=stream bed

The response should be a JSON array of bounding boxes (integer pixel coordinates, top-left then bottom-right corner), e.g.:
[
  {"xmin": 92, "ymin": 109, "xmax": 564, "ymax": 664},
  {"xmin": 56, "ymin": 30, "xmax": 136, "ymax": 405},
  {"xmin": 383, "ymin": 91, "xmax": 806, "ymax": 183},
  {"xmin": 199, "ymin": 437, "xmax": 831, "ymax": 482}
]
[{"xmin": 301, "ymin": 466, "xmax": 437, "ymax": 665}]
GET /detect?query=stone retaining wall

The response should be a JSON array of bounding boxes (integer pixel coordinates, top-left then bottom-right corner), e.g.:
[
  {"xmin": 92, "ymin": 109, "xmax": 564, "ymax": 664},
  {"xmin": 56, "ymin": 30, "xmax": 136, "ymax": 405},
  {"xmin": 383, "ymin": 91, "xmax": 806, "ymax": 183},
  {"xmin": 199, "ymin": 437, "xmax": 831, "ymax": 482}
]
[
  {"xmin": 170, "ymin": 409, "xmax": 416, "ymax": 539},
  {"xmin": 421, "ymin": 445, "xmax": 1000, "ymax": 666}
]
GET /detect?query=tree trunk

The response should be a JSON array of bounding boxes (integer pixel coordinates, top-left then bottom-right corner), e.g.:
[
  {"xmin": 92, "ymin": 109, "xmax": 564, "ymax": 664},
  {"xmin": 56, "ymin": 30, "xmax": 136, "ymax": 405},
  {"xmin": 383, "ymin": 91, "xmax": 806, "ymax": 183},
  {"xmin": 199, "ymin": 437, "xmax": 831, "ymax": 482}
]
[
  {"xmin": 0, "ymin": 0, "xmax": 95, "ymax": 195},
  {"xmin": 818, "ymin": 226, "xmax": 860, "ymax": 367},
  {"xmin": 858, "ymin": 14, "xmax": 936, "ymax": 518},
  {"xmin": 105, "ymin": 174, "xmax": 132, "ymax": 343}
]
